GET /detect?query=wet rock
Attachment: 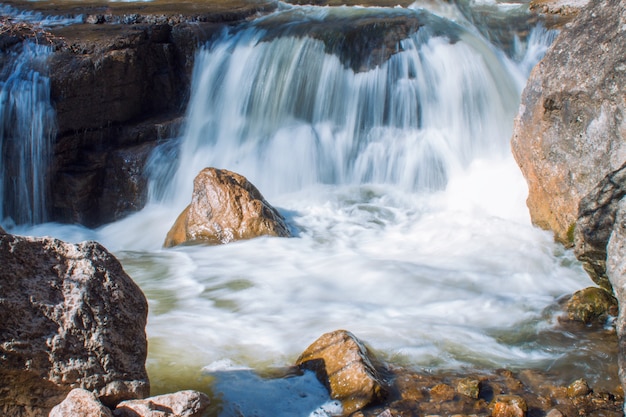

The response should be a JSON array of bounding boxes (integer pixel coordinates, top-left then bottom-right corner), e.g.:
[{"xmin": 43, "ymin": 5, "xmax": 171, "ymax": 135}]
[
  {"xmin": 545, "ymin": 409, "xmax": 564, "ymax": 417},
  {"xmin": 566, "ymin": 287, "xmax": 618, "ymax": 324},
  {"xmin": 490, "ymin": 395, "xmax": 527, "ymax": 417},
  {"xmin": 529, "ymin": 0, "xmax": 590, "ymax": 20},
  {"xmin": 164, "ymin": 168, "xmax": 291, "ymax": 247},
  {"xmin": 296, "ymin": 330, "xmax": 388, "ymax": 416},
  {"xmin": 0, "ymin": 232, "xmax": 149, "ymax": 416},
  {"xmin": 511, "ymin": 0, "xmax": 626, "ymax": 245},
  {"xmin": 430, "ymin": 384, "xmax": 455, "ymax": 402},
  {"xmin": 567, "ymin": 379, "xmax": 591, "ymax": 398},
  {"xmin": 49, "ymin": 389, "xmax": 113, "ymax": 417},
  {"xmin": 574, "ymin": 162, "xmax": 626, "ymax": 291},
  {"xmin": 113, "ymin": 390, "xmax": 210, "ymax": 417},
  {"xmin": 456, "ymin": 378, "xmax": 480, "ymax": 399}
]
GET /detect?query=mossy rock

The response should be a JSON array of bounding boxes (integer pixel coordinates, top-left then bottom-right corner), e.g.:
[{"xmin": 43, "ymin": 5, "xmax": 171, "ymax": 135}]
[{"xmin": 566, "ymin": 287, "xmax": 618, "ymax": 325}]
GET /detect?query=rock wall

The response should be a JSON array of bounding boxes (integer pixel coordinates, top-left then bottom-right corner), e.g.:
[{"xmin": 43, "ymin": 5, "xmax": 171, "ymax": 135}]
[
  {"xmin": 511, "ymin": 0, "xmax": 626, "ymax": 245},
  {"xmin": 0, "ymin": 233, "xmax": 149, "ymax": 416}
]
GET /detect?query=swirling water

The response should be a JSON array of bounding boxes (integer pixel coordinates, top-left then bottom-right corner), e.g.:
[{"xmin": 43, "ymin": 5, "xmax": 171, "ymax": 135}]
[{"xmin": 3, "ymin": 1, "xmax": 615, "ymax": 415}]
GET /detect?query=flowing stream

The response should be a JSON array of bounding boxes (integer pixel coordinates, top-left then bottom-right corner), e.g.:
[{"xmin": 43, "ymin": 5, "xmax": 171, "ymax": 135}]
[{"xmin": 1, "ymin": 0, "xmax": 618, "ymax": 415}]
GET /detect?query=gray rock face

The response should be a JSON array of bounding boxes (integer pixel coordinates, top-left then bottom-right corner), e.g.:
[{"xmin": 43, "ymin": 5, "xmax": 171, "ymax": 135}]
[
  {"xmin": 0, "ymin": 233, "xmax": 149, "ymax": 417},
  {"xmin": 608, "ymin": 198, "xmax": 626, "ymax": 405},
  {"xmin": 574, "ymin": 162, "xmax": 626, "ymax": 291},
  {"xmin": 511, "ymin": 0, "xmax": 626, "ymax": 244}
]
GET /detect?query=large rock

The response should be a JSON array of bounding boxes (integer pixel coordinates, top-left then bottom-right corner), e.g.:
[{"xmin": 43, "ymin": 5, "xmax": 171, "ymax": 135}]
[
  {"xmin": 0, "ymin": 233, "xmax": 149, "ymax": 417},
  {"xmin": 608, "ymin": 198, "xmax": 626, "ymax": 405},
  {"xmin": 296, "ymin": 330, "xmax": 388, "ymax": 416},
  {"xmin": 574, "ymin": 162, "xmax": 626, "ymax": 290},
  {"xmin": 164, "ymin": 168, "xmax": 291, "ymax": 247},
  {"xmin": 510, "ymin": 0, "xmax": 626, "ymax": 245}
]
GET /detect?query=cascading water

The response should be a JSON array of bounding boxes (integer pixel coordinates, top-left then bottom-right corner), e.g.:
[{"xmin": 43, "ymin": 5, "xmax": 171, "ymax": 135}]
[
  {"xmin": 0, "ymin": 42, "xmax": 55, "ymax": 225},
  {"xmin": 6, "ymin": 1, "xmax": 615, "ymax": 415}
]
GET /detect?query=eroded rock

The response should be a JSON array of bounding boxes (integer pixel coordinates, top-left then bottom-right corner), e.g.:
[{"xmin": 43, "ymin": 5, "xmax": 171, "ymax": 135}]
[
  {"xmin": 511, "ymin": 0, "xmax": 626, "ymax": 245},
  {"xmin": 296, "ymin": 330, "xmax": 388, "ymax": 416},
  {"xmin": 0, "ymin": 233, "xmax": 149, "ymax": 416},
  {"xmin": 164, "ymin": 167, "xmax": 291, "ymax": 247},
  {"xmin": 113, "ymin": 390, "xmax": 210, "ymax": 417},
  {"xmin": 49, "ymin": 389, "xmax": 113, "ymax": 417},
  {"xmin": 566, "ymin": 286, "xmax": 618, "ymax": 324}
]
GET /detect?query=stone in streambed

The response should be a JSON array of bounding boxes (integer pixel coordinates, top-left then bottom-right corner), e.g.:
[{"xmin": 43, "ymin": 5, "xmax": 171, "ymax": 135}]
[
  {"xmin": 113, "ymin": 390, "xmax": 210, "ymax": 417},
  {"xmin": 164, "ymin": 168, "xmax": 291, "ymax": 247},
  {"xmin": 566, "ymin": 286, "xmax": 618, "ymax": 324},
  {"xmin": 49, "ymin": 389, "xmax": 113, "ymax": 417},
  {"xmin": 296, "ymin": 330, "xmax": 388, "ymax": 416},
  {"xmin": 490, "ymin": 395, "xmax": 527, "ymax": 417},
  {"xmin": 0, "ymin": 232, "xmax": 149, "ymax": 416}
]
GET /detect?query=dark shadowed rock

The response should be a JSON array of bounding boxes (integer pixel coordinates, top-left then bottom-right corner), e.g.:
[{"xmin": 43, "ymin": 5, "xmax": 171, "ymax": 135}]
[
  {"xmin": 608, "ymin": 198, "xmax": 626, "ymax": 403},
  {"xmin": 113, "ymin": 390, "xmax": 210, "ymax": 417},
  {"xmin": 296, "ymin": 330, "xmax": 388, "ymax": 416},
  {"xmin": 49, "ymin": 389, "xmax": 113, "ymax": 417},
  {"xmin": 574, "ymin": 162, "xmax": 626, "ymax": 291},
  {"xmin": 511, "ymin": 0, "xmax": 626, "ymax": 245},
  {"xmin": 164, "ymin": 168, "xmax": 291, "ymax": 247},
  {"xmin": 0, "ymin": 233, "xmax": 149, "ymax": 416}
]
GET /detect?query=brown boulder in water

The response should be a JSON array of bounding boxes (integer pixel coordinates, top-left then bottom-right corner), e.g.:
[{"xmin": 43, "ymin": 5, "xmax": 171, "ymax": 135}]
[
  {"xmin": 164, "ymin": 167, "xmax": 291, "ymax": 247},
  {"xmin": 296, "ymin": 330, "xmax": 388, "ymax": 416}
]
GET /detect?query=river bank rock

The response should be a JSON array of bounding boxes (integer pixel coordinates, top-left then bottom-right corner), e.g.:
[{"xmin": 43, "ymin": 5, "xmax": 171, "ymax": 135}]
[
  {"xmin": 296, "ymin": 330, "xmax": 389, "ymax": 415},
  {"xmin": 608, "ymin": 198, "xmax": 626, "ymax": 406},
  {"xmin": 49, "ymin": 389, "xmax": 113, "ymax": 417},
  {"xmin": 0, "ymin": 232, "xmax": 149, "ymax": 417},
  {"xmin": 113, "ymin": 390, "xmax": 210, "ymax": 417},
  {"xmin": 510, "ymin": 0, "xmax": 626, "ymax": 245},
  {"xmin": 164, "ymin": 168, "xmax": 291, "ymax": 247},
  {"xmin": 566, "ymin": 286, "xmax": 618, "ymax": 324}
]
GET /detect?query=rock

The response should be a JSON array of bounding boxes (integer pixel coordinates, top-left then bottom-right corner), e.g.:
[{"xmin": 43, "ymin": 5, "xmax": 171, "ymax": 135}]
[
  {"xmin": 49, "ymin": 389, "xmax": 113, "ymax": 417},
  {"xmin": 0, "ymin": 233, "xmax": 149, "ymax": 416},
  {"xmin": 430, "ymin": 384, "xmax": 455, "ymax": 402},
  {"xmin": 456, "ymin": 378, "xmax": 480, "ymax": 399},
  {"xmin": 490, "ymin": 395, "xmax": 527, "ymax": 417},
  {"xmin": 567, "ymin": 379, "xmax": 591, "ymax": 398},
  {"xmin": 608, "ymin": 198, "xmax": 626, "ymax": 407},
  {"xmin": 574, "ymin": 162, "xmax": 626, "ymax": 291},
  {"xmin": 545, "ymin": 409, "xmax": 564, "ymax": 417},
  {"xmin": 296, "ymin": 330, "xmax": 388, "ymax": 416},
  {"xmin": 113, "ymin": 390, "xmax": 210, "ymax": 417},
  {"xmin": 510, "ymin": 0, "xmax": 626, "ymax": 245},
  {"xmin": 529, "ymin": 0, "xmax": 590, "ymax": 20},
  {"xmin": 164, "ymin": 168, "xmax": 291, "ymax": 247},
  {"xmin": 566, "ymin": 286, "xmax": 618, "ymax": 324}
]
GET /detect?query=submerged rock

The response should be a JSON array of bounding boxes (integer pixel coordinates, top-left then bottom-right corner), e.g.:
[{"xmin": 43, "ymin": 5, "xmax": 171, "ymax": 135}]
[
  {"xmin": 490, "ymin": 395, "xmax": 527, "ymax": 417},
  {"xmin": 164, "ymin": 168, "xmax": 291, "ymax": 247},
  {"xmin": 296, "ymin": 330, "xmax": 388, "ymax": 416},
  {"xmin": 511, "ymin": 0, "xmax": 626, "ymax": 245},
  {"xmin": 0, "ymin": 232, "xmax": 149, "ymax": 416}
]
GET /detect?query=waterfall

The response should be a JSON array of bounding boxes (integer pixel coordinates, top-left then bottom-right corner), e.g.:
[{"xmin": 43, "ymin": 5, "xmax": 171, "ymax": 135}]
[
  {"xmin": 152, "ymin": 5, "xmax": 521, "ymax": 208},
  {"xmin": 0, "ymin": 43, "xmax": 56, "ymax": 225}
]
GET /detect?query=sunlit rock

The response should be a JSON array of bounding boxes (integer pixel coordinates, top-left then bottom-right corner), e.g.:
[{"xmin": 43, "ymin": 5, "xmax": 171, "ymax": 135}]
[
  {"xmin": 511, "ymin": 0, "xmax": 626, "ymax": 245},
  {"xmin": 456, "ymin": 377, "xmax": 480, "ymax": 399},
  {"xmin": 296, "ymin": 330, "xmax": 388, "ymax": 416},
  {"xmin": 566, "ymin": 287, "xmax": 618, "ymax": 324},
  {"xmin": 49, "ymin": 389, "xmax": 113, "ymax": 417},
  {"xmin": 114, "ymin": 390, "xmax": 210, "ymax": 417},
  {"xmin": 0, "ymin": 233, "xmax": 149, "ymax": 416},
  {"xmin": 490, "ymin": 394, "xmax": 527, "ymax": 417},
  {"xmin": 164, "ymin": 167, "xmax": 291, "ymax": 247},
  {"xmin": 567, "ymin": 379, "xmax": 591, "ymax": 398}
]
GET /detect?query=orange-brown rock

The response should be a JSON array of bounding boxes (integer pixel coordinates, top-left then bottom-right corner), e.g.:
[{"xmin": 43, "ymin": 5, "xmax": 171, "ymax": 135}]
[
  {"xmin": 296, "ymin": 330, "xmax": 388, "ymax": 416},
  {"xmin": 490, "ymin": 395, "xmax": 527, "ymax": 417},
  {"xmin": 163, "ymin": 168, "xmax": 291, "ymax": 247},
  {"xmin": 510, "ymin": 0, "xmax": 626, "ymax": 245}
]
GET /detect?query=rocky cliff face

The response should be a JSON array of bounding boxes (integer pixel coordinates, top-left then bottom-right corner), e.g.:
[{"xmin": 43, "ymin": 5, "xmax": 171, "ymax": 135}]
[{"xmin": 511, "ymin": 0, "xmax": 626, "ymax": 245}]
